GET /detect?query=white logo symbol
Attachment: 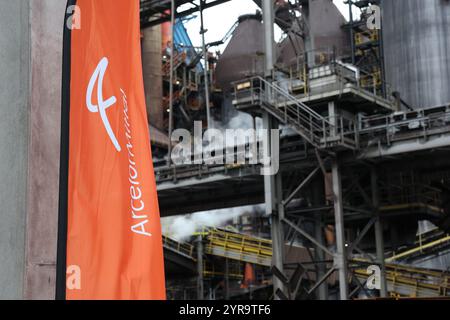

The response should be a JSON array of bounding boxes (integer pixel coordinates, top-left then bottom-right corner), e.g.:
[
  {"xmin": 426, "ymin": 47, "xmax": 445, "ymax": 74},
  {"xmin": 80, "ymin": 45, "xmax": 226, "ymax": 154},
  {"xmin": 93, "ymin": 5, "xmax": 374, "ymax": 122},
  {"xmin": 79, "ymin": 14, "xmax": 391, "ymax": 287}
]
[{"xmin": 86, "ymin": 57, "xmax": 121, "ymax": 152}]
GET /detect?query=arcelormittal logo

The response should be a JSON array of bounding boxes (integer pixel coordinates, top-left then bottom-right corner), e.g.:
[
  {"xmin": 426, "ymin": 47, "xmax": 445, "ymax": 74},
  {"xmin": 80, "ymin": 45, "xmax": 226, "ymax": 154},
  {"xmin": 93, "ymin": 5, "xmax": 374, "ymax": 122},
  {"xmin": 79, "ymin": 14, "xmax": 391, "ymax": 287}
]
[{"xmin": 86, "ymin": 57, "xmax": 121, "ymax": 152}]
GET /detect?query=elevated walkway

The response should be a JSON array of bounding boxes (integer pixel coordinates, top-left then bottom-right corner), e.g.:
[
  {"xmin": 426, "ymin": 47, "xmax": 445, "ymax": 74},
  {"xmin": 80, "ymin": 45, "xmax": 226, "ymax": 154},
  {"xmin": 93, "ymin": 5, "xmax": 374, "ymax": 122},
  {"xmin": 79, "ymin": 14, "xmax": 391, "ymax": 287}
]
[
  {"xmin": 354, "ymin": 263, "xmax": 450, "ymax": 298},
  {"xmin": 162, "ymin": 228, "xmax": 272, "ymax": 267},
  {"xmin": 205, "ymin": 228, "xmax": 272, "ymax": 267},
  {"xmin": 163, "ymin": 230, "xmax": 450, "ymax": 298},
  {"xmin": 386, "ymin": 231, "xmax": 450, "ymax": 264}
]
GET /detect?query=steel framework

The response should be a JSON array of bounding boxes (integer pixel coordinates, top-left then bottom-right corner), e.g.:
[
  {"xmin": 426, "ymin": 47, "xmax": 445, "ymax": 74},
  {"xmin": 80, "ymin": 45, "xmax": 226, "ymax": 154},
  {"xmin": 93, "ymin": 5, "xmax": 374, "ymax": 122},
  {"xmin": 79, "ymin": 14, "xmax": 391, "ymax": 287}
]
[{"xmin": 148, "ymin": 0, "xmax": 450, "ymax": 299}]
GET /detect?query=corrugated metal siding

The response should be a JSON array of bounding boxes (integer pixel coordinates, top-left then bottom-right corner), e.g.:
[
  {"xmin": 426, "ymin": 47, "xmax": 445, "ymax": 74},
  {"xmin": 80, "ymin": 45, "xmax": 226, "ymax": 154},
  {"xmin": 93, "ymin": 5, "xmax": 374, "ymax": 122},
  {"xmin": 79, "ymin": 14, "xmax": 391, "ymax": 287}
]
[{"xmin": 382, "ymin": 0, "xmax": 450, "ymax": 109}]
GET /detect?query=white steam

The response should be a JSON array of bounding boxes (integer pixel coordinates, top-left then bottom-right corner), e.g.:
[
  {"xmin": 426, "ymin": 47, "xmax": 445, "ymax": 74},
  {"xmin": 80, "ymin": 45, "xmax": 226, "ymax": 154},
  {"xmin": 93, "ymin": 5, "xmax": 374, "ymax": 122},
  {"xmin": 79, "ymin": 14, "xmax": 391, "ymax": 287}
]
[{"xmin": 161, "ymin": 204, "xmax": 264, "ymax": 241}]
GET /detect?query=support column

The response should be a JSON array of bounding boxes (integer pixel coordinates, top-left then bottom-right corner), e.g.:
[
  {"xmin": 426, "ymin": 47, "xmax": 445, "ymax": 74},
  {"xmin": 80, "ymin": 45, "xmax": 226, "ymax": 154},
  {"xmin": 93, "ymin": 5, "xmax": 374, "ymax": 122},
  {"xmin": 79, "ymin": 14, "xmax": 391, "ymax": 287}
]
[
  {"xmin": 199, "ymin": 0, "xmax": 211, "ymax": 128},
  {"xmin": 328, "ymin": 101, "xmax": 338, "ymax": 136},
  {"xmin": 331, "ymin": 159, "xmax": 348, "ymax": 300},
  {"xmin": 224, "ymin": 258, "xmax": 230, "ymax": 300},
  {"xmin": 167, "ymin": 0, "xmax": 175, "ymax": 166},
  {"xmin": 196, "ymin": 235, "xmax": 204, "ymax": 300},
  {"xmin": 262, "ymin": 1, "xmax": 286, "ymax": 299},
  {"xmin": 263, "ymin": 112, "xmax": 287, "ymax": 299},
  {"xmin": 313, "ymin": 178, "xmax": 328, "ymax": 300},
  {"xmin": 272, "ymin": 174, "xmax": 286, "ymax": 299},
  {"xmin": 371, "ymin": 168, "xmax": 388, "ymax": 297},
  {"xmin": 262, "ymin": 0, "xmax": 275, "ymax": 77},
  {"xmin": 314, "ymin": 220, "xmax": 328, "ymax": 300}
]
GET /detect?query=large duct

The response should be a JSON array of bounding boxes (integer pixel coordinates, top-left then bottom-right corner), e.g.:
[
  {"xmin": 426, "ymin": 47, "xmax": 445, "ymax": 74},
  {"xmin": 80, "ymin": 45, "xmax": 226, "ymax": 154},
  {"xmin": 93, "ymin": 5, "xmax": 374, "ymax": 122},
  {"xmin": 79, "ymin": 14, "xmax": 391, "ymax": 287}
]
[
  {"xmin": 215, "ymin": 13, "xmax": 265, "ymax": 92},
  {"xmin": 277, "ymin": 0, "xmax": 350, "ymax": 69},
  {"xmin": 304, "ymin": 0, "xmax": 350, "ymax": 58},
  {"xmin": 382, "ymin": 0, "xmax": 450, "ymax": 109},
  {"xmin": 276, "ymin": 31, "xmax": 305, "ymax": 70}
]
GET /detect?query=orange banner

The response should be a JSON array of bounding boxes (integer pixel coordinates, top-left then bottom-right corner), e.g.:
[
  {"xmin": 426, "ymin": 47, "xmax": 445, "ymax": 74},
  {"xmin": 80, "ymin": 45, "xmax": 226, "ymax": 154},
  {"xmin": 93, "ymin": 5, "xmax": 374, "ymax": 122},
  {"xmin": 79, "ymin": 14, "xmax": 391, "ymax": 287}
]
[{"xmin": 58, "ymin": 0, "xmax": 166, "ymax": 300}]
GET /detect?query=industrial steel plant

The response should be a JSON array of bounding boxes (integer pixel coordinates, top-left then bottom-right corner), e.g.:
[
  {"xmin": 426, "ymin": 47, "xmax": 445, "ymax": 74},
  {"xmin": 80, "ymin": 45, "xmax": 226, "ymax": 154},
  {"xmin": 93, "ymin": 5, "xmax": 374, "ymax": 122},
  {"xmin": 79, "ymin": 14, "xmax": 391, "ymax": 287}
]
[{"xmin": 1, "ymin": 0, "xmax": 450, "ymax": 300}]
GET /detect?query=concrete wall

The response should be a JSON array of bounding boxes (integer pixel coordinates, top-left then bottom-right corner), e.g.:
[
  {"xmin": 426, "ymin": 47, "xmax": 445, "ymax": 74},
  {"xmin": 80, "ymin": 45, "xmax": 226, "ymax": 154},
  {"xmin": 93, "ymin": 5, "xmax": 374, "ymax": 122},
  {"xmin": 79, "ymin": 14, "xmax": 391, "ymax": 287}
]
[
  {"xmin": 0, "ymin": 0, "xmax": 65, "ymax": 299},
  {"xmin": 24, "ymin": 0, "xmax": 66, "ymax": 299},
  {"xmin": 0, "ymin": 0, "xmax": 30, "ymax": 299}
]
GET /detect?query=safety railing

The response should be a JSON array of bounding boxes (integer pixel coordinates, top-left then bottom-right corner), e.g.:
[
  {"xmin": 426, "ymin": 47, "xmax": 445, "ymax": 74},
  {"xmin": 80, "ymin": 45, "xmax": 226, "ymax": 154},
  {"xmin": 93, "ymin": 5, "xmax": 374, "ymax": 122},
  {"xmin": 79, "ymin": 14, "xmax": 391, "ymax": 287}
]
[
  {"xmin": 379, "ymin": 183, "xmax": 442, "ymax": 210},
  {"xmin": 203, "ymin": 259, "xmax": 244, "ymax": 280},
  {"xmin": 162, "ymin": 51, "xmax": 185, "ymax": 77},
  {"xmin": 354, "ymin": 263, "xmax": 450, "ymax": 297},
  {"xmin": 289, "ymin": 47, "xmax": 393, "ymax": 100},
  {"xmin": 204, "ymin": 228, "xmax": 272, "ymax": 266},
  {"xmin": 232, "ymin": 76, "xmax": 359, "ymax": 150},
  {"xmin": 207, "ymin": 228, "xmax": 272, "ymax": 256},
  {"xmin": 187, "ymin": 69, "xmax": 200, "ymax": 91},
  {"xmin": 288, "ymin": 63, "xmax": 308, "ymax": 95},
  {"xmin": 358, "ymin": 105, "xmax": 450, "ymax": 147},
  {"xmin": 162, "ymin": 227, "xmax": 273, "ymax": 266},
  {"xmin": 232, "ymin": 76, "xmax": 332, "ymax": 146},
  {"xmin": 386, "ymin": 235, "xmax": 450, "ymax": 263},
  {"xmin": 162, "ymin": 235, "xmax": 196, "ymax": 259}
]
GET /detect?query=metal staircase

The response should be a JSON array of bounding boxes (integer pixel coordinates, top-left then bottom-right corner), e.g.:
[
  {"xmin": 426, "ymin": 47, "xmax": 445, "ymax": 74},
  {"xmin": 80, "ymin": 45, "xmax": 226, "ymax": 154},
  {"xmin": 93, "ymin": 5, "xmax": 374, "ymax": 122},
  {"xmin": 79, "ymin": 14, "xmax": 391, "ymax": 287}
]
[
  {"xmin": 163, "ymin": 51, "xmax": 184, "ymax": 77},
  {"xmin": 232, "ymin": 76, "xmax": 358, "ymax": 151}
]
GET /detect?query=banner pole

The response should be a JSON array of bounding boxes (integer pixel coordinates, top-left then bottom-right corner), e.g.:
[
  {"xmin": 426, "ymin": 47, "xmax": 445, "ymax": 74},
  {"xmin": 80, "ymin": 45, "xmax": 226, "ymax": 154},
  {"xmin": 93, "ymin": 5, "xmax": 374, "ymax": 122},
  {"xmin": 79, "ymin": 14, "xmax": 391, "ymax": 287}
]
[
  {"xmin": 167, "ymin": 0, "xmax": 175, "ymax": 167},
  {"xmin": 56, "ymin": 0, "xmax": 77, "ymax": 300}
]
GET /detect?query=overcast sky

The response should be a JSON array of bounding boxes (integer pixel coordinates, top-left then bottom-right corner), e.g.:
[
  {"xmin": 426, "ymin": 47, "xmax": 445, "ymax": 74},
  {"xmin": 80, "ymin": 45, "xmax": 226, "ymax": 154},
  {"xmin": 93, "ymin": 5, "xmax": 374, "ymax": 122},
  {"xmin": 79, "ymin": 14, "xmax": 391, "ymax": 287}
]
[{"xmin": 183, "ymin": 0, "xmax": 359, "ymax": 53}]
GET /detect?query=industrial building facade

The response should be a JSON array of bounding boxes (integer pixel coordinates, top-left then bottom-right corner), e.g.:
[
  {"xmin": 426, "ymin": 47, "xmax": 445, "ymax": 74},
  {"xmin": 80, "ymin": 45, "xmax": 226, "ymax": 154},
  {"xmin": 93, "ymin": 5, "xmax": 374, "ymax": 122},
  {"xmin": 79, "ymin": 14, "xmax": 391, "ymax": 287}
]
[{"xmin": 1, "ymin": 0, "xmax": 450, "ymax": 300}]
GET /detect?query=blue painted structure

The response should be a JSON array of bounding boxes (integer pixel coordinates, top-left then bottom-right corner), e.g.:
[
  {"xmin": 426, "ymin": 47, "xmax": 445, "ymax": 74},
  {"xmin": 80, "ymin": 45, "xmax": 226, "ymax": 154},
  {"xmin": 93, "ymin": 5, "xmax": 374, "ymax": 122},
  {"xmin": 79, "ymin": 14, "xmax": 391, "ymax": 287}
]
[{"xmin": 173, "ymin": 18, "xmax": 203, "ymax": 72}]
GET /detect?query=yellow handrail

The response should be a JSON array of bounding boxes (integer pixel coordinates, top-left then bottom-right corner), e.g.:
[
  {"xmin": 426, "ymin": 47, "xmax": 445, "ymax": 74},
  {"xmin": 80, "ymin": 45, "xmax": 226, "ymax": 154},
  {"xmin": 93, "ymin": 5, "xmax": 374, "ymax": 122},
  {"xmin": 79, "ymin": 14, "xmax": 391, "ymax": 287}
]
[{"xmin": 386, "ymin": 236, "xmax": 450, "ymax": 263}]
